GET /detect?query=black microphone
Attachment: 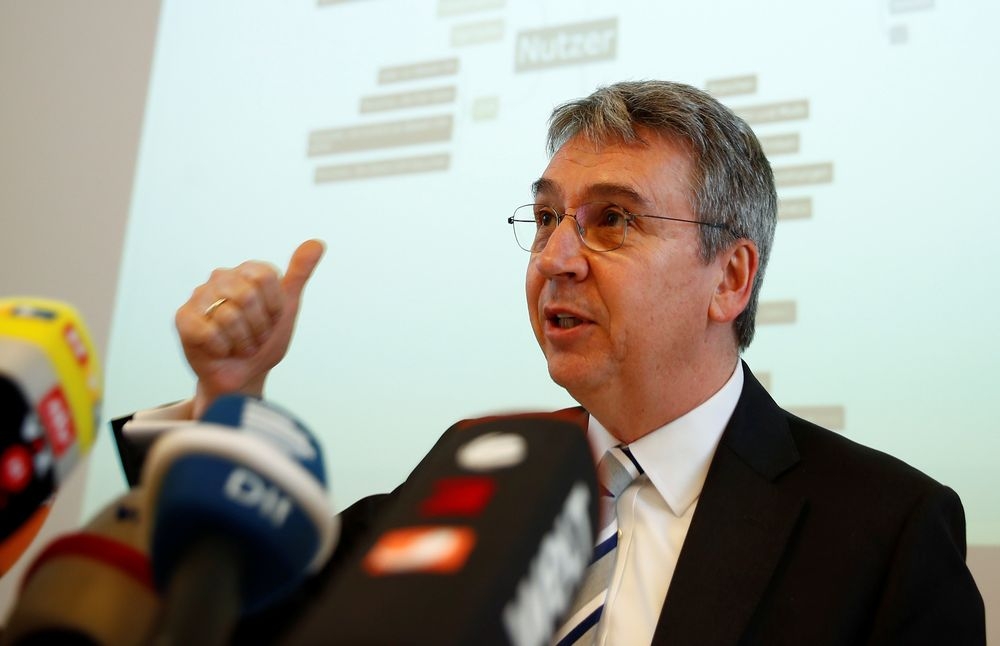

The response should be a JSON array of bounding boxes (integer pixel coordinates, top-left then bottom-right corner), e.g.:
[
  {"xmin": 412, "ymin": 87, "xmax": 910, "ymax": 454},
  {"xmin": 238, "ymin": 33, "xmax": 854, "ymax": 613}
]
[
  {"xmin": 2, "ymin": 488, "xmax": 159, "ymax": 646},
  {"xmin": 140, "ymin": 395, "xmax": 338, "ymax": 646},
  {"xmin": 282, "ymin": 409, "xmax": 598, "ymax": 646}
]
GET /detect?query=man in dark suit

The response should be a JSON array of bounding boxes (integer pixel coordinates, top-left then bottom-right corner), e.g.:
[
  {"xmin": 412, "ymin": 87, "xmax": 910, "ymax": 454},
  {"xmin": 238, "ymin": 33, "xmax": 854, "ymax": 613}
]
[{"xmin": 123, "ymin": 80, "xmax": 985, "ymax": 643}]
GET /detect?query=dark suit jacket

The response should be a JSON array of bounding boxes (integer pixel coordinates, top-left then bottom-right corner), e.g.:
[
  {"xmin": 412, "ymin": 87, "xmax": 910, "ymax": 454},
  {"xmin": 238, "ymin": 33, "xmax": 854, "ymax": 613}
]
[
  {"xmin": 112, "ymin": 363, "xmax": 985, "ymax": 644},
  {"xmin": 645, "ymin": 363, "xmax": 984, "ymax": 644}
]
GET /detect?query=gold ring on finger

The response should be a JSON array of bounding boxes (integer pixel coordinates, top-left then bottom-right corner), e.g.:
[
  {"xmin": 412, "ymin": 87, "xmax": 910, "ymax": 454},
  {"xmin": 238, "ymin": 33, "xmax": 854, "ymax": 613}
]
[{"xmin": 203, "ymin": 297, "xmax": 228, "ymax": 319}]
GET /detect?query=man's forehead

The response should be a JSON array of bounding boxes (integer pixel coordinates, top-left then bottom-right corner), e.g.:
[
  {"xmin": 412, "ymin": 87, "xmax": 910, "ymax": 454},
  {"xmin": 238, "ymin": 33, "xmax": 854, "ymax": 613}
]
[
  {"xmin": 531, "ymin": 130, "xmax": 694, "ymax": 208},
  {"xmin": 532, "ymin": 135, "xmax": 645, "ymax": 199}
]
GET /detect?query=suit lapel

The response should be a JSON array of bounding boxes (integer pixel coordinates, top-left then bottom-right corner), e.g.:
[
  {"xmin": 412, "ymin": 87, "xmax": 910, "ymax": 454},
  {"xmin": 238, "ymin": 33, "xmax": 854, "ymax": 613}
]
[{"xmin": 651, "ymin": 363, "xmax": 805, "ymax": 645}]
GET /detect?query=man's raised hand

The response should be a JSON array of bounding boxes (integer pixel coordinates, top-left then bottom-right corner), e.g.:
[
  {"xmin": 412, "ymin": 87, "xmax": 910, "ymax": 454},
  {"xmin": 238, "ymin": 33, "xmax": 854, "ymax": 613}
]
[{"xmin": 174, "ymin": 239, "xmax": 325, "ymax": 417}]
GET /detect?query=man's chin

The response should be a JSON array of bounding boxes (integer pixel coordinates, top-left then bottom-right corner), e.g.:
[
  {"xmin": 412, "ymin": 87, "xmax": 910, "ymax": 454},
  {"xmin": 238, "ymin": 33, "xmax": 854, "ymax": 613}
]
[{"xmin": 546, "ymin": 357, "xmax": 601, "ymax": 398}]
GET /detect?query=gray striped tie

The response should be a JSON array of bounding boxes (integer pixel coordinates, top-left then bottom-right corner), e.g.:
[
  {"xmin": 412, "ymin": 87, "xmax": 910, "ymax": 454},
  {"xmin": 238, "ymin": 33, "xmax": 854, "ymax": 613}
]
[{"xmin": 554, "ymin": 445, "xmax": 643, "ymax": 646}]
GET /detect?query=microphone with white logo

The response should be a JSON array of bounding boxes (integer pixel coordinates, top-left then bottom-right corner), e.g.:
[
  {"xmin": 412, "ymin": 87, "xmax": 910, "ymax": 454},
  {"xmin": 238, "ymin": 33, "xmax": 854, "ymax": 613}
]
[
  {"xmin": 283, "ymin": 410, "xmax": 598, "ymax": 646},
  {"xmin": 2, "ymin": 488, "xmax": 159, "ymax": 646},
  {"xmin": 0, "ymin": 297, "xmax": 102, "ymax": 575},
  {"xmin": 140, "ymin": 395, "xmax": 338, "ymax": 646}
]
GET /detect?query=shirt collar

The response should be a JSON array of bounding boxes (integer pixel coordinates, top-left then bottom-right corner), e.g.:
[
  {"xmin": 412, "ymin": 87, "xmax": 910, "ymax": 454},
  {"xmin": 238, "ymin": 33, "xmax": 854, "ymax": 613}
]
[{"xmin": 587, "ymin": 361, "xmax": 743, "ymax": 517}]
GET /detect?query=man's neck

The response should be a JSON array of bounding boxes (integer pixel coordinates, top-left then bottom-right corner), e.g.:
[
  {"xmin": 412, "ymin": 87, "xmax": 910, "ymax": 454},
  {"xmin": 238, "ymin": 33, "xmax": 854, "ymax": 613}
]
[{"xmin": 577, "ymin": 352, "xmax": 740, "ymax": 444}]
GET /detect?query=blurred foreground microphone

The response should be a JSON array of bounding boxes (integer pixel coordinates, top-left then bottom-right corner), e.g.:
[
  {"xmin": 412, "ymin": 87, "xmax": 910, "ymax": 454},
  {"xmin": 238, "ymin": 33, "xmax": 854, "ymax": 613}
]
[
  {"xmin": 0, "ymin": 297, "xmax": 102, "ymax": 575},
  {"xmin": 284, "ymin": 411, "xmax": 598, "ymax": 646},
  {"xmin": 141, "ymin": 395, "xmax": 338, "ymax": 646},
  {"xmin": 2, "ymin": 488, "xmax": 158, "ymax": 646}
]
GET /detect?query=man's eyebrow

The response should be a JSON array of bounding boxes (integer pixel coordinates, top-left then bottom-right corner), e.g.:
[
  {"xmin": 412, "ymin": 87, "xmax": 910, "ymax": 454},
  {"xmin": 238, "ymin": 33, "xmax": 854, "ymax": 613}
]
[
  {"xmin": 587, "ymin": 183, "xmax": 649, "ymax": 207},
  {"xmin": 531, "ymin": 178, "xmax": 556, "ymax": 198},
  {"xmin": 531, "ymin": 179, "xmax": 650, "ymax": 208}
]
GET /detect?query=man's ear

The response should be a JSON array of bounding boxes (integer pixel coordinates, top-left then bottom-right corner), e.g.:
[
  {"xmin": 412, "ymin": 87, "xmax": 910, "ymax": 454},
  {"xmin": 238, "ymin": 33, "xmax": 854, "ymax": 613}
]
[{"xmin": 708, "ymin": 240, "xmax": 759, "ymax": 324}]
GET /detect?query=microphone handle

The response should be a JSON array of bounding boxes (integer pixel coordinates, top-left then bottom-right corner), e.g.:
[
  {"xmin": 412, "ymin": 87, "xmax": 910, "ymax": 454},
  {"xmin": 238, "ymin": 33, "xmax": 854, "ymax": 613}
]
[{"xmin": 153, "ymin": 535, "xmax": 241, "ymax": 646}]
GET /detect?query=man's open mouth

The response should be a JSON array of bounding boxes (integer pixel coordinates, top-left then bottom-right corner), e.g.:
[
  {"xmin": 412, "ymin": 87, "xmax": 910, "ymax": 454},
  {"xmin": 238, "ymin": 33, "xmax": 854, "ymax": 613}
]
[{"xmin": 554, "ymin": 313, "xmax": 584, "ymax": 329}]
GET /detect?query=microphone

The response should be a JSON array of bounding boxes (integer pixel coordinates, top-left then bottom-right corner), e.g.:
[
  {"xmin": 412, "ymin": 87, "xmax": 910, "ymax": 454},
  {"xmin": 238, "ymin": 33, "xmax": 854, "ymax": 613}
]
[
  {"xmin": 140, "ymin": 395, "xmax": 338, "ymax": 645},
  {"xmin": 0, "ymin": 297, "xmax": 102, "ymax": 575},
  {"xmin": 1, "ymin": 488, "xmax": 159, "ymax": 646},
  {"xmin": 283, "ymin": 409, "xmax": 598, "ymax": 646}
]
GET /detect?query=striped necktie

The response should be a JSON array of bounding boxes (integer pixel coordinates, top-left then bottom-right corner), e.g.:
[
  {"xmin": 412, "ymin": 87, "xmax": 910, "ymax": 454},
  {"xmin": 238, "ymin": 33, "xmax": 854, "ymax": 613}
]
[{"xmin": 554, "ymin": 445, "xmax": 643, "ymax": 646}]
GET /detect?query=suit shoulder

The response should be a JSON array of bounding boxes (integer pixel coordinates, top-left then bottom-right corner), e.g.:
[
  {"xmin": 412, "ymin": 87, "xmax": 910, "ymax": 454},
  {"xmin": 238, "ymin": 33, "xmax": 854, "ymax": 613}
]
[{"xmin": 781, "ymin": 410, "xmax": 950, "ymax": 499}]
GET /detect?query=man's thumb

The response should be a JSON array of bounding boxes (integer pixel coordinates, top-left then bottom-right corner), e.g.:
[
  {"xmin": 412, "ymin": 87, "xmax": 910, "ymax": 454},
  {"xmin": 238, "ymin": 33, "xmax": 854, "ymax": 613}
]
[{"xmin": 282, "ymin": 239, "xmax": 325, "ymax": 299}]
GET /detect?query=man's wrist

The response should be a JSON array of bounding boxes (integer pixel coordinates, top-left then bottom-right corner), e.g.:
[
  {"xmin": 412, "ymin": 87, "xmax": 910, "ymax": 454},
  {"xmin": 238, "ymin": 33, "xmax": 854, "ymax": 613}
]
[{"xmin": 193, "ymin": 375, "xmax": 267, "ymax": 419}]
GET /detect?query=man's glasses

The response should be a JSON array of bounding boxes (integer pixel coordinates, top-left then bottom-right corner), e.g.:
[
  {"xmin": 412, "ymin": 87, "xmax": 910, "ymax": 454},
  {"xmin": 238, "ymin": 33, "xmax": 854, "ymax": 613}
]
[{"xmin": 508, "ymin": 202, "xmax": 730, "ymax": 253}]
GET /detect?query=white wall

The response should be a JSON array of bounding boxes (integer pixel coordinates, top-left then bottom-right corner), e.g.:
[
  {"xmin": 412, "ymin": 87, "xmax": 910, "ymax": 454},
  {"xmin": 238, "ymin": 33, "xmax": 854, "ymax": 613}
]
[{"xmin": 0, "ymin": 0, "xmax": 161, "ymax": 621}]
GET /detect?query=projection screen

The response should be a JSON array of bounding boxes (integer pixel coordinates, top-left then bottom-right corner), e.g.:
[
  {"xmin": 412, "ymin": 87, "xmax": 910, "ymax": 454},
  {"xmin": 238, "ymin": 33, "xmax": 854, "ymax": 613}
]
[{"xmin": 85, "ymin": 0, "xmax": 1000, "ymax": 552}]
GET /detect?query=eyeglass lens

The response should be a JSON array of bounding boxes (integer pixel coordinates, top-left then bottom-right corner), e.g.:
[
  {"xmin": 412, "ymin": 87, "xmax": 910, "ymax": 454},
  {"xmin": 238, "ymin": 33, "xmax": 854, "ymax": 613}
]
[{"xmin": 512, "ymin": 203, "xmax": 628, "ymax": 252}]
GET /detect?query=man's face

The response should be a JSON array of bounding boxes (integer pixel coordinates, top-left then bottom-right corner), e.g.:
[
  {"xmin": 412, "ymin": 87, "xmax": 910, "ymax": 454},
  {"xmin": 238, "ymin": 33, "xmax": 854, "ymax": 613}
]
[{"xmin": 525, "ymin": 131, "xmax": 727, "ymax": 409}]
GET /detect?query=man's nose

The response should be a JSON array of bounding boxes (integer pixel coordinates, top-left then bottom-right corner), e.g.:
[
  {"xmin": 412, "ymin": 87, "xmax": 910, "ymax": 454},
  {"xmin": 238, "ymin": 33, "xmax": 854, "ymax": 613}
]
[{"xmin": 533, "ymin": 215, "xmax": 589, "ymax": 280}]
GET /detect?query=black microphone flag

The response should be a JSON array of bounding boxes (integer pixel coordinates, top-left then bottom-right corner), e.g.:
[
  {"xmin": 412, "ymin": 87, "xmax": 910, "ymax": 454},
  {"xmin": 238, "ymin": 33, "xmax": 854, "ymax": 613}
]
[{"xmin": 284, "ymin": 410, "xmax": 598, "ymax": 646}]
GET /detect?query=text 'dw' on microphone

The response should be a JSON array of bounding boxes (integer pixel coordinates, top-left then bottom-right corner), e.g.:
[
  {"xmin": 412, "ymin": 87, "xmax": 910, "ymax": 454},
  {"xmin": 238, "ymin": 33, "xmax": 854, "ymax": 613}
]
[{"xmin": 140, "ymin": 395, "xmax": 338, "ymax": 646}]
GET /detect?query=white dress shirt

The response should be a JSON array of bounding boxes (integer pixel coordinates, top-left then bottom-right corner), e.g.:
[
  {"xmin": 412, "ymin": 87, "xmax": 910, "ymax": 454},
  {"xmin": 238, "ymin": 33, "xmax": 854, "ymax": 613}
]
[{"xmin": 583, "ymin": 362, "xmax": 743, "ymax": 646}]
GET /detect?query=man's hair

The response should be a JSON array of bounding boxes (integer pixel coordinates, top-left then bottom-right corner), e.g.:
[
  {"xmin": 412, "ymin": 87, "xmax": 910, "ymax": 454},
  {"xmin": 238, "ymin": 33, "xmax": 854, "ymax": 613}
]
[{"xmin": 546, "ymin": 80, "xmax": 777, "ymax": 350}]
